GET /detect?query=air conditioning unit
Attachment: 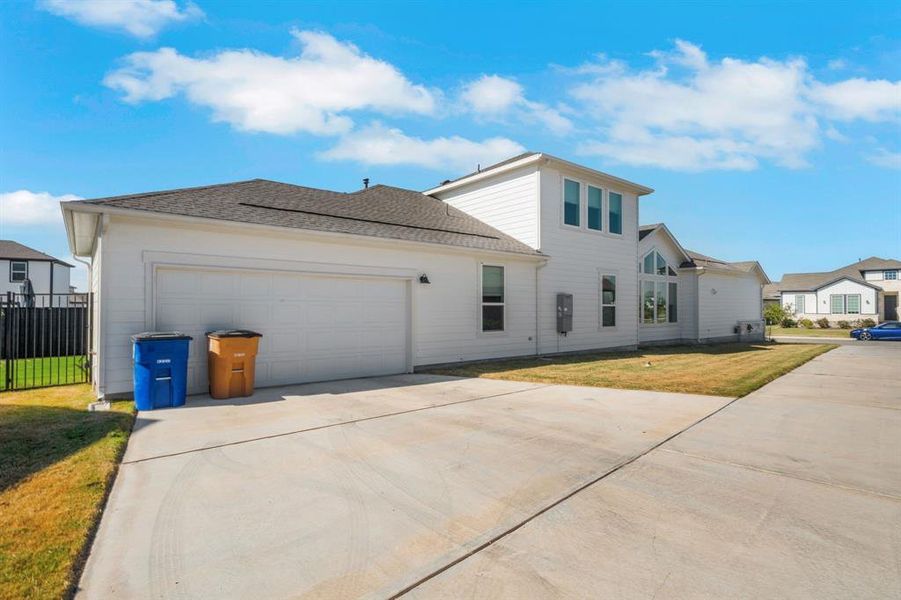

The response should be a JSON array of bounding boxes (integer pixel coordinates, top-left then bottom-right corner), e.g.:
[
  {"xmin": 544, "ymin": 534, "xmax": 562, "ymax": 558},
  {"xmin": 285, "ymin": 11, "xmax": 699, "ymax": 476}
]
[{"xmin": 738, "ymin": 319, "xmax": 765, "ymax": 340}]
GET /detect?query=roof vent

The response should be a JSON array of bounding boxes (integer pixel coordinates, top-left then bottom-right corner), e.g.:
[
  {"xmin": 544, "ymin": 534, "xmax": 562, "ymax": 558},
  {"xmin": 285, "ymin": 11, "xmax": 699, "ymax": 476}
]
[
  {"xmin": 363, "ymin": 178, "xmax": 370, "ymax": 189},
  {"xmin": 440, "ymin": 179, "xmax": 451, "ymax": 185}
]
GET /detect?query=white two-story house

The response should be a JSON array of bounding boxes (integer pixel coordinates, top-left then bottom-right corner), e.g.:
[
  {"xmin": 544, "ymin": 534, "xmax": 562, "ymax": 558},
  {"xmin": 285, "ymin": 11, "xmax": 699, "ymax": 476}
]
[
  {"xmin": 1, "ymin": 240, "xmax": 74, "ymax": 305},
  {"xmin": 61, "ymin": 152, "xmax": 768, "ymax": 399},
  {"xmin": 764, "ymin": 257, "xmax": 901, "ymax": 323}
]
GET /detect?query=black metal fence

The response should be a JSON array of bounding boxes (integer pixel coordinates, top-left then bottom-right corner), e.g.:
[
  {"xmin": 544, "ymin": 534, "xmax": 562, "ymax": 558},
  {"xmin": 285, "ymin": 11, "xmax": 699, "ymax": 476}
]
[{"xmin": 1, "ymin": 292, "xmax": 92, "ymax": 391}]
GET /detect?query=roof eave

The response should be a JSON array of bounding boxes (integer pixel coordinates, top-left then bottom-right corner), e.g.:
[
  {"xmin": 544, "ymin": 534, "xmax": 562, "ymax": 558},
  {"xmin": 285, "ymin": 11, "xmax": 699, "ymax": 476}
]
[
  {"xmin": 62, "ymin": 203, "xmax": 548, "ymax": 262},
  {"xmin": 425, "ymin": 153, "xmax": 655, "ymax": 197}
]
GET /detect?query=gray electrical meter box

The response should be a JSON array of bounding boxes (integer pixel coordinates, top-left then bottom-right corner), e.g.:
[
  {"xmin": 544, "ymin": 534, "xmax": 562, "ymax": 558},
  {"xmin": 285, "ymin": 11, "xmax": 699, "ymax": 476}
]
[{"xmin": 556, "ymin": 293, "xmax": 573, "ymax": 333}]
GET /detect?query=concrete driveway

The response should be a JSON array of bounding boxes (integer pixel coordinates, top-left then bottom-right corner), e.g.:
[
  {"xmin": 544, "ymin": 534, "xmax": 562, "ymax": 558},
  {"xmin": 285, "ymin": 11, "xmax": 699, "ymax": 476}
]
[{"xmin": 77, "ymin": 343, "xmax": 901, "ymax": 599}]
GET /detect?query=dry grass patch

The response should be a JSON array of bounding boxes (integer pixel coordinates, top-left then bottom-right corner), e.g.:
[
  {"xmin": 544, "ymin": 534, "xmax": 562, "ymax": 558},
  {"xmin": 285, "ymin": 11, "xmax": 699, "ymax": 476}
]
[
  {"xmin": 0, "ymin": 385, "xmax": 134, "ymax": 600},
  {"xmin": 426, "ymin": 343, "xmax": 836, "ymax": 397}
]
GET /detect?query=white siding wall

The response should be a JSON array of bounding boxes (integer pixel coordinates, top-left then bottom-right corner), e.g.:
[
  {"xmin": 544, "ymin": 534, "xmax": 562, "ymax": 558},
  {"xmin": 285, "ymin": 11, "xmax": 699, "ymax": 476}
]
[
  {"xmin": 0, "ymin": 259, "xmax": 71, "ymax": 304},
  {"xmin": 95, "ymin": 215, "xmax": 541, "ymax": 397},
  {"xmin": 698, "ymin": 272, "xmax": 762, "ymax": 340},
  {"xmin": 535, "ymin": 165, "xmax": 640, "ymax": 353},
  {"xmin": 782, "ymin": 292, "xmax": 817, "ymax": 315},
  {"xmin": 51, "ymin": 262, "xmax": 71, "ymax": 295},
  {"xmin": 439, "ymin": 166, "xmax": 540, "ymax": 248},
  {"xmin": 815, "ymin": 279, "xmax": 878, "ymax": 318}
]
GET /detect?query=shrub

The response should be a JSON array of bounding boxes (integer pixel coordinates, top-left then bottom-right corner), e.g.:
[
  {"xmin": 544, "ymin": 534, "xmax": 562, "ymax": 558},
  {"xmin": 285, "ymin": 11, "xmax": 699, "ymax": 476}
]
[
  {"xmin": 860, "ymin": 318, "xmax": 877, "ymax": 328},
  {"xmin": 798, "ymin": 318, "xmax": 814, "ymax": 329},
  {"xmin": 837, "ymin": 320, "xmax": 851, "ymax": 329},
  {"xmin": 781, "ymin": 317, "xmax": 797, "ymax": 328},
  {"xmin": 816, "ymin": 317, "xmax": 831, "ymax": 329},
  {"xmin": 764, "ymin": 303, "xmax": 790, "ymax": 326}
]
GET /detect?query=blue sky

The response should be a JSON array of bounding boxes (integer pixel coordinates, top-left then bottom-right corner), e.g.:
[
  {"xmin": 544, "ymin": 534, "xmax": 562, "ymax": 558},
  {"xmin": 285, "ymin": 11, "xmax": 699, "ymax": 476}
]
[{"xmin": 1, "ymin": 0, "xmax": 899, "ymax": 291}]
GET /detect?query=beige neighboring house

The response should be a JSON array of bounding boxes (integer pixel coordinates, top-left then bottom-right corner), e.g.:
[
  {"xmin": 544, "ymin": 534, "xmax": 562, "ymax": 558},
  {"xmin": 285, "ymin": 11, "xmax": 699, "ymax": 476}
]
[{"xmin": 763, "ymin": 257, "xmax": 901, "ymax": 323}]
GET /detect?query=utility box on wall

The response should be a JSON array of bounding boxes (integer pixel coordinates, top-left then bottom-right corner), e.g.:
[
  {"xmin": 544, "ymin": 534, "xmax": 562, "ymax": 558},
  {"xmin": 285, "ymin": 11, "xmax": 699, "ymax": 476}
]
[{"xmin": 557, "ymin": 293, "xmax": 573, "ymax": 334}]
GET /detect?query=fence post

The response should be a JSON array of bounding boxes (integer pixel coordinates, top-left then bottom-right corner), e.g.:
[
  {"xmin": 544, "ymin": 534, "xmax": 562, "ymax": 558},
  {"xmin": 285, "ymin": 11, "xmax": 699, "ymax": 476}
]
[{"xmin": 3, "ymin": 292, "xmax": 11, "ymax": 391}]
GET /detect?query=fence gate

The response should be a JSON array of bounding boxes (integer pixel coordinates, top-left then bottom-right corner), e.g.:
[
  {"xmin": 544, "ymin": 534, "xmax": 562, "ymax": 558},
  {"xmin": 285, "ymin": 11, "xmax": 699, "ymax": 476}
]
[{"xmin": 1, "ymin": 292, "xmax": 92, "ymax": 391}]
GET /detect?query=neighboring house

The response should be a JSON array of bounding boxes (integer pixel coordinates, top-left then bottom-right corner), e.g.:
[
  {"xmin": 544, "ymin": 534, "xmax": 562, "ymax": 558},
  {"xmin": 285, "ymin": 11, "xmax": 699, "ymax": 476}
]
[
  {"xmin": 637, "ymin": 224, "xmax": 770, "ymax": 345},
  {"xmin": 61, "ymin": 152, "xmax": 767, "ymax": 399},
  {"xmin": 0, "ymin": 240, "xmax": 74, "ymax": 305},
  {"xmin": 763, "ymin": 257, "xmax": 901, "ymax": 323}
]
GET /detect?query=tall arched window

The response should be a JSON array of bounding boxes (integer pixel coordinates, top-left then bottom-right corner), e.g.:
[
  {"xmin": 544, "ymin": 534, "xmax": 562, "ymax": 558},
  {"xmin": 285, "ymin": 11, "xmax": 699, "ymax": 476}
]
[{"xmin": 640, "ymin": 250, "xmax": 678, "ymax": 324}]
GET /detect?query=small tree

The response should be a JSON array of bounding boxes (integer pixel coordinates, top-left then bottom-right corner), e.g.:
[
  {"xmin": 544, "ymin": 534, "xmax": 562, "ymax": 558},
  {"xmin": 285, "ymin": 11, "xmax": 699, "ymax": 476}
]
[{"xmin": 764, "ymin": 302, "xmax": 791, "ymax": 326}]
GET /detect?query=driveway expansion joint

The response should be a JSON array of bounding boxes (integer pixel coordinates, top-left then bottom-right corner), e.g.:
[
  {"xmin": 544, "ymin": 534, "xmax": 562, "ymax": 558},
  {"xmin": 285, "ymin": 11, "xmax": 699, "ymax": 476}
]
[
  {"xmin": 122, "ymin": 384, "xmax": 553, "ymax": 465},
  {"xmin": 387, "ymin": 393, "xmax": 743, "ymax": 598}
]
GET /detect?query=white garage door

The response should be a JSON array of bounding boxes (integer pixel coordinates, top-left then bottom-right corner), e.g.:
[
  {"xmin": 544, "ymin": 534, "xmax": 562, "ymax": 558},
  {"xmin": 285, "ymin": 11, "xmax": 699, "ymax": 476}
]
[{"xmin": 154, "ymin": 267, "xmax": 409, "ymax": 394}]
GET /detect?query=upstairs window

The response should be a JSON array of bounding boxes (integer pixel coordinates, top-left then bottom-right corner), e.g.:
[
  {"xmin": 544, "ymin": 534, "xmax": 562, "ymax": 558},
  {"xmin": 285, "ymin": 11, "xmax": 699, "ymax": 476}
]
[
  {"xmin": 563, "ymin": 179, "xmax": 581, "ymax": 227},
  {"xmin": 587, "ymin": 186, "xmax": 603, "ymax": 231},
  {"xmin": 608, "ymin": 192, "xmax": 623, "ymax": 234},
  {"xmin": 643, "ymin": 252, "xmax": 655, "ymax": 274},
  {"xmin": 886, "ymin": 271, "xmax": 898, "ymax": 280},
  {"xmin": 656, "ymin": 253, "xmax": 668, "ymax": 276},
  {"xmin": 10, "ymin": 261, "xmax": 27, "ymax": 282},
  {"xmin": 481, "ymin": 265, "xmax": 505, "ymax": 332}
]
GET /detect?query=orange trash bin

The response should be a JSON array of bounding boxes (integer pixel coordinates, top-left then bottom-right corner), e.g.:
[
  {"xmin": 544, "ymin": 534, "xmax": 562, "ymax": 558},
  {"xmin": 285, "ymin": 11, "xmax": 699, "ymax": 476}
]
[{"xmin": 206, "ymin": 330, "xmax": 263, "ymax": 399}]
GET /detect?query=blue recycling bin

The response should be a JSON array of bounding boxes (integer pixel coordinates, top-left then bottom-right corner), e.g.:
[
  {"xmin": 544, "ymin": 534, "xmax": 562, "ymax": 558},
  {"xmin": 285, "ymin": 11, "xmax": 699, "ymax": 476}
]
[{"xmin": 132, "ymin": 332, "xmax": 193, "ymax": 411}]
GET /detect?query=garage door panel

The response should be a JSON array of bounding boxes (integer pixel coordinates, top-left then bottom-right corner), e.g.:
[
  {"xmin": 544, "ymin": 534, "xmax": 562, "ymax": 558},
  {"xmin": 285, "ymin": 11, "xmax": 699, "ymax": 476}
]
[{"xmin": 155, "ymin": 268, "xmax": 408, "ymax": 394}]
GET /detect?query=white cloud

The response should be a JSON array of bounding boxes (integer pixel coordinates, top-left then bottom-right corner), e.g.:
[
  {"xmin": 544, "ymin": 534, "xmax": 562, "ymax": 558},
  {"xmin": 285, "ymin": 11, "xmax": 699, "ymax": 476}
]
[
  {"xmin": 39, "ymin": 0, "xmax": 202, "ymax": 39},
  {"xmin": 320, "ymin": 123, "xmax": 524, "ymax": 172},
  {"xmin": 0, "ymin": 190, "xmax": 82, "ymax": 226},
  {"xmin": 866, "ymin": 148, "xmax": 901, "ymax": 169},
  {"xmin": 461, "ymin": 75, "xmax": 523, "ymax": 114},
  {"xmin": 104, "ymin": 30, "xmax": 437, "ymax": 135},
  {"xmin": 809, "ymin": 78, "xmax": 901, "ymax": 121},
  {"xmin": 570, "ymin": 40, "xmax": 900, "ymax": 171},
  {"xmin": 461, "ymin": 75, "xmax": 572, "ymax": 135},
  {"xmin": 827, "ymin": 58, "xmax": 848, "ymax": 71}
]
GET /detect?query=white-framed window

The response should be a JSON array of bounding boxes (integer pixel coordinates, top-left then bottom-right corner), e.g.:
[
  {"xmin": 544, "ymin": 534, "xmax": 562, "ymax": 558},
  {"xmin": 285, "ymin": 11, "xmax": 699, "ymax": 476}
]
[
  {"xmin": 480, "ymin": 264, "xmax": 505, "ymax": 332},
  {"xmin": 830, "ymin": 294, "xmax": 845, "ymax": 314},
  {"xmin": 886, "ymin": 270, "xmax": 898, "ymax": 280},
  {"xmin": 608, "ymin": 192, "xmax": 623, "ymax": 235},
  {"xmin": 668, "ymin": 282, "xmax": 678, "ymax": 323},
  {"xmin": 10, "ymin": 260, "xmax": 27, "ymax": 283},
  {"xmin": 587, "ymin": 185, "xmax": 603, "ymax": 231},
  {"xmin": 600, "ymin": 274, "xmax": 616, "ymax": 327},
  {"xmin": 847, "ymin": 294, "xmax": 861, "ymax": 314},
  {"xmin": 563, "ymin": 178, "xmax": 581, "ymax": 227},
  {"xmin": 794, "ymin": 294, "xmax": 806, "ymax": 314},
  {"xmin": 640, "ymin": 249, "xmax": 677, "ymax": 324}
]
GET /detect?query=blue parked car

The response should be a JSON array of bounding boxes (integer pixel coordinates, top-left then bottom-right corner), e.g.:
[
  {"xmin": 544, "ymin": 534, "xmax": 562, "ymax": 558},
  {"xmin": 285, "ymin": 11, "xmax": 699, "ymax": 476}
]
[{"xmin": 850, "ymin": 321, "xmax": 901, "ymax": 341}]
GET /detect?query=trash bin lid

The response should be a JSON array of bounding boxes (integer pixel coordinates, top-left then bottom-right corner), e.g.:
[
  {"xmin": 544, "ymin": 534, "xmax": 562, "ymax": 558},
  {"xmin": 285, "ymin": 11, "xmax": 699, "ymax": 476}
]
[
  {"xmin": 205, "ymin": 329, "xmax": 263, "ymax": 338},
  {"xmin": 131, "ymin": 331, "xmax": 193, "ymax": 342}
]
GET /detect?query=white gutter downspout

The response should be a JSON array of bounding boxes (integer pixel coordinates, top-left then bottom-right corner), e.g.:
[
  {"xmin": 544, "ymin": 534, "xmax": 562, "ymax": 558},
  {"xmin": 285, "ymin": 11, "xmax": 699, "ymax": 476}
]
[
  {"xmin": 696, "ymin": 269, "xmax": 704, "ymax": 343},
  {"xmin": 535, "ymin": 261, "xmax": 548, "ymax": 356}
]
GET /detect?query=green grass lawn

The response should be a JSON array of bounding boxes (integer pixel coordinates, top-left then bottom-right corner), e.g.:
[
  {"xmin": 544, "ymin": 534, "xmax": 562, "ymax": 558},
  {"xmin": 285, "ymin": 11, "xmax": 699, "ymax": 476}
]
[
  {"xmin": 0, "ymin": 356, "xmax": 86, "ymax": 391},
  {"xmin": 425, "ymin": 342, "xmax": 836, "ymax": 398},
  {"xmin": 767, "ymin": 326, "xmax": 853, "ymax": 338},
  {"xmin": 0, "ymin": 385, "xmax": 134, "ymax": 599}
]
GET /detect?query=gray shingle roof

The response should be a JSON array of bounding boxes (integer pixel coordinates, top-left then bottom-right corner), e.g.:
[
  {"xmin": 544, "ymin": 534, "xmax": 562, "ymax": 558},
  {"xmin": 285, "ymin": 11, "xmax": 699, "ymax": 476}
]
[
  {"xmin": 0, "ymin": 240, "xmax": 73, "ymax": 266},
  {"xmin": 638, "ymin": 223, "xmax": 661, "ymax": 241},
  {"xmin": 683, "ymin": 250, "xmax": 759, "ymax": 273},
  {"xmin": 765, "ymin": 257, "xmax": 900, "ymax": 295},
  {"xmin": 66, "ymin": 179, "xmax": 542, "ymax": 257}
]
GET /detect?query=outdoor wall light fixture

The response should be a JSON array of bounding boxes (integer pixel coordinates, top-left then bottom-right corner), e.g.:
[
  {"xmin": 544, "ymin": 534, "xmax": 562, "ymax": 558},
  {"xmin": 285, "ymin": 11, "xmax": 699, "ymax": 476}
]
[{"xmin": 419, "ymin": 274, "xmax": 431, "ymax": 284}]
